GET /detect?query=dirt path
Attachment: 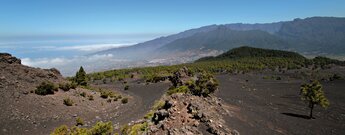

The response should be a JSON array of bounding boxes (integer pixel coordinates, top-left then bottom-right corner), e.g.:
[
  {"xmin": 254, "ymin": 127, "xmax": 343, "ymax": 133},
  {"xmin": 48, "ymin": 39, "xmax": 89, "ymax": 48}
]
[
  {"xmin": 216, "ymin": 73, "xmax": 345, "ymax": 135},
  {"xmin": 95, "ymin": 81, "xmax": 170, "ymax": 128}
]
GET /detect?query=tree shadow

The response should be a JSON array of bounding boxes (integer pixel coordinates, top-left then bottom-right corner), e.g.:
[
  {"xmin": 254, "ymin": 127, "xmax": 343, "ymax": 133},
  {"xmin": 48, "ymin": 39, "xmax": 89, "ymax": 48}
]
[{"xmin": 281, "ymin": 112, "xmax": 311, "ymax": 119}]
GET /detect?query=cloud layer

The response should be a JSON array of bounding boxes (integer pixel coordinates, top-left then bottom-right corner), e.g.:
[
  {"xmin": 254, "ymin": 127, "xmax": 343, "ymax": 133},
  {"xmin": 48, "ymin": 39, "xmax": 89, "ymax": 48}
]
[{"xmin": 21, "ymin": 54, "xmax": 129, "ymax": 76}]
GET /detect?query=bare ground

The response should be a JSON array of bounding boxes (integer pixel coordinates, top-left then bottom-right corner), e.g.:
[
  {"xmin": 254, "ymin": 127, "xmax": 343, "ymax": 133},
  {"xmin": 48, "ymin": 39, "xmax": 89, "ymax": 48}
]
[{"xmin": 216, "ymin": 67, "xmax": 345, "ymax": 135}]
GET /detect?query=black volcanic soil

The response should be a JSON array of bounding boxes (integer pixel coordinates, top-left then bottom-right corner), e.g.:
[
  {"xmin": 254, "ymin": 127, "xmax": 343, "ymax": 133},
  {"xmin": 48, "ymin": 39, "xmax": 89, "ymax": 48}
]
[
  {"xmin": 216, "ymin": 67, "xmax": 345, "ymax": 135},
  {"xmin": 93, "ymin": 80, "xmax": 170, "ymax": 128},
  {"xmin": 0, "ymin": 53, "xmax": 171, "ymax": 135}
]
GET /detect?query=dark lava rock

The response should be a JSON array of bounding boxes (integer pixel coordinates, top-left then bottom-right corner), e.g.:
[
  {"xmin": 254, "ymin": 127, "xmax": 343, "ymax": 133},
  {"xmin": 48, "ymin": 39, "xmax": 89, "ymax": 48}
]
[
  {"xmin": 153, "ymin": 109, "xmax": 169, "ymax": 124},
  {"xmin": 0, "ymin": 53, "xmax": 21, "ymax": 64}
]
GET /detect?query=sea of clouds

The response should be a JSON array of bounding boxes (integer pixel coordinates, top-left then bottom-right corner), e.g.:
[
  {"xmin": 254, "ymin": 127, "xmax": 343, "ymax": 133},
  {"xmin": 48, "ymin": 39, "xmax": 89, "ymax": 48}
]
[{"xmin": 0, "ymin": 42, "xmax": 135, "ymax": 76}]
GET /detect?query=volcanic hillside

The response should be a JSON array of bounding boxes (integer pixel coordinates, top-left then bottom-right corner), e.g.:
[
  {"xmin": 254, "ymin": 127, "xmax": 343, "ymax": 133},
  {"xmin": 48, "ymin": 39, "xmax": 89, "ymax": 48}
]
[{"xmin": 0, "ymin": 53, "xmax": 129, "ymax": 135}]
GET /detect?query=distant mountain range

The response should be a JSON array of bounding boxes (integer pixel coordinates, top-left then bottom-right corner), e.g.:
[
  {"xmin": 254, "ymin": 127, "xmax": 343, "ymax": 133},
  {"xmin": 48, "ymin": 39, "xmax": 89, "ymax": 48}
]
[{"xmin": 97, "ymin": 17, "xmax": 345, "ymax": 63}]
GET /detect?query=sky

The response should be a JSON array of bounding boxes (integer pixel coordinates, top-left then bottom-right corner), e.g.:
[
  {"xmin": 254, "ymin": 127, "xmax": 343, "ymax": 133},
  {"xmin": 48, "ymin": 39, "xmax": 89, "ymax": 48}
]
[
  {"xmin": 0, "ymin": 0, "xmax": 344, "ymax": 76},
  {"xmin": 0, "ymin": 0, "xmax": 344, "ymax": 38}
]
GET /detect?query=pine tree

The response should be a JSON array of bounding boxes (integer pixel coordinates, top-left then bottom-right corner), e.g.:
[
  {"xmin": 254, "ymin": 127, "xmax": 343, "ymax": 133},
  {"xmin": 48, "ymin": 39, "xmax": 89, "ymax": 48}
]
[
  {"xmin": 300, "ymin": 80, "xmax": 329, "ymax": 119},
  {"xmin": 75, "ymin": 66, "xmax": 87, "ymax": 86}
]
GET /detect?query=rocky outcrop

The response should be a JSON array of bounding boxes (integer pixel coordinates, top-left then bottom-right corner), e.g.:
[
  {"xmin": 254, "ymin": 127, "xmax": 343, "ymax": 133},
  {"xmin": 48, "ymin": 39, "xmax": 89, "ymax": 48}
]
[
  {"xmin": 168, "ymin": 66, "xmax": 192, "ymax": 87},
  {"xmin": 147, "ymin": 94, "xmax": 236, "ymax": 135},
  {"xmin": 0, "ymin": 53, "xmax": 21, "ymax": 64}
]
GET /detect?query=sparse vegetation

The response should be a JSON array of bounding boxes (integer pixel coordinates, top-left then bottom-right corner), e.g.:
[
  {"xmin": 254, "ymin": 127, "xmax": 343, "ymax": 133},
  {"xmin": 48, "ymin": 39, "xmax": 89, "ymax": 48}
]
[
  {"xmin": 107, "ymin": 99, "xmax": 112, "ymax": 103},
  {"xmin": 58, "ymin": 82, "xmax": 77, "ymax": 91},
  {"xmin": 52, "ymin": 121, "xmax": 113, "ymax": 135},
  {"xmin": 191, "ymin": 72, "xmax": 219, "ymax": 97},
  {"xmin": 88, "ymin": 95, "xmax": 94, "ymax": 101},
  {"xmin": 144, "ymin": 100, "xmax": 167, "ymax": 119},
  {"xmin": 86, "ymin": 47, "xmax": 344, "ymax": 84},
  {"xmin": 167, "ymin": 85, "xmax": 189, "ymax": 95},
  {"xmin": 121, "ymin": 97, "xmax": 128, "ymax": 104},
  {"xmin": 124, "ymin": 85, "xmax": 129, "ymax": 90},
  {"xmin": 51, "ymin": 125, "xmax": 68, "ymax": 135},
  {"xmin": 76, "ymin": 117, "xmax": 84, "ymax": 126},
  {"xmin": 63, "ymin": 97, "xmax": 74, "ymax": 106},
  {"xmin": 35, "ymin": 81, "xmax": 58, "ymax": 95},
  {"xmin": 330, "ymin": 73, "xmax": 342, "ymax": 81},
  {"xmin": 300, "ymin": 80, "xmax": 330, "ymax": 119},
  {"xmin": 121, "ymin": 122, "xmax": 148, "ymax": 135},
  {"xmin": 80, "ymin": 92, "xmax": 86, "ymax": 97},
  {"xmin": 100, "ymin": 89, "xmax": 118, "ymax": 99}
]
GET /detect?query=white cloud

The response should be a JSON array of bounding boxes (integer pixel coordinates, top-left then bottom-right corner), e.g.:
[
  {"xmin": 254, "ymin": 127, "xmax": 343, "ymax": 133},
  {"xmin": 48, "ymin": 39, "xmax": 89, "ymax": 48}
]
[
  {"xmin": 21, "ymin": 54, "xmax": 129, "ymax": 76},
  {"xmin": 56, "ymin": 43, "xmax": 133, "ymax": 52}
]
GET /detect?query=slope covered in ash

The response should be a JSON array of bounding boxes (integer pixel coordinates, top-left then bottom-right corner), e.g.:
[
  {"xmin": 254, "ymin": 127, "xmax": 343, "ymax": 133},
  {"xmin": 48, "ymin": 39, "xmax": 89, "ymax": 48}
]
[{"xmin": 0, "ymin": 53, "xmax": 129, "ymax": 135}]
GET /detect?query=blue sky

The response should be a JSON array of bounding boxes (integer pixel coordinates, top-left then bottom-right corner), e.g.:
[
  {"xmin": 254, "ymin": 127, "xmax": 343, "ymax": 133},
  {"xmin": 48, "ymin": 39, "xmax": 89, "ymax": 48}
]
[{"xmin": 1, "ymin": 0, "xmax": 344, "ymax": 37}]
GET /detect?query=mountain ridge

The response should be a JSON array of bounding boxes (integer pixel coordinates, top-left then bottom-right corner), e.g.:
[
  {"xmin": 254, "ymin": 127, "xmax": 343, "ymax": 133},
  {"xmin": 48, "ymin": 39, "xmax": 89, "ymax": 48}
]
[{"xmin": 96, "ymin": 16, "xmax": 345, "ymax": 62}]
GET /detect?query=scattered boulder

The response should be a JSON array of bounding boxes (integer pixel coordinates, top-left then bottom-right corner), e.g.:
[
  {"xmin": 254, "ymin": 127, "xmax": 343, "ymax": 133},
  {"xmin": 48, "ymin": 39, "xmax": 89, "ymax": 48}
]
[
  {"xmin": 148, "ymin": 93, "xmax": 234, "ymax": 135},
  {"xmin": 152, "ymin": 110, "xmax": 169, "ymax": 124}
]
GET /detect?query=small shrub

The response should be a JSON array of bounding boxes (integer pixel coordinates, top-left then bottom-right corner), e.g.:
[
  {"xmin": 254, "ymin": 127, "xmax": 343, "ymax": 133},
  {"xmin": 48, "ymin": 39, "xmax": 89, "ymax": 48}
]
[
  {"xmin": 330, "ymin": 73, "xmax": 342, "ymax": 81},
  {"xmin": 76, "ymin": 117, "xmax": 84, "ymax": 126},
  {"xmin": 153, "ymin": 100, "xmax": 166, "ymax": 110},
  {"xmin": 88, "ymin": 95, "xmax": 94, "ymax": 101},
  {"xmin": 113, "ymin": 95, "xmax": 122, "ymax": 101},
  {"xmin": 128, "ymin": 122, "xmax": 148, "ymax": 134},
  {"xmin": 51, "ymin": 125, "xmax": 68, "ymax": 135},
  {"xmin": 70, "ymin": 82, "xmax": 77, "ymax": 89},
  {"xmin": 100, "ymin": 90, "xmax": 117, "ymax": 99},
  {"xmin": 167, "ymin": 85, "xmax": 189, "ymax": 95},
  {"xmin": 51, "ymin": 121, "xmax": 113, "ymax": 135},
  {"xmin": 124, "ymin": 85, "xmax": 129, "ymax": 90},
  {"xmin": 121, "ymin": 98, "xmax": 128, "ymax": 104},
  {"xmin": 63, "ymin": 98, "xmax": 74, "ymax": 106},
  {"xmin": 100, "ymin": 90, "xmax": 109, "ymax": 99},
  {"xmin": 59, "ymin": 82, "xmax": 71, "ymax": 91},
  {"xmin": 107, "ymin": 99, "xmax": 112, "ymax": 103},
  {"xmin": 144, "ymin": 111, "xmax": 154, "ymax": 120},
  {"xmin": 89, "ymin": 121, "xmax": 113, "ymax": 135},
  {"xmin": 80, "ymin": 92, "xmax": 86, "ymax": 97},
  {"xmin": 35, "ymin": 81, "xmax": 58, "ymax": 95}
]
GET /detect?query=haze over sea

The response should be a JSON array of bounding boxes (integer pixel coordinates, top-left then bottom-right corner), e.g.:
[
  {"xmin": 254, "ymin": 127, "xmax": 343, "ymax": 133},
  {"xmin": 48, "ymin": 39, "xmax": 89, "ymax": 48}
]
[{"xmin": 0, "ymin": 35, "xmax": 162, "ymax": 76}]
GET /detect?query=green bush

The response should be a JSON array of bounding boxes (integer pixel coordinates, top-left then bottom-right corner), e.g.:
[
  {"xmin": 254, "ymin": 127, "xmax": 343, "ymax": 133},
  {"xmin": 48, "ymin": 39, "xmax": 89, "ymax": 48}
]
[
  {"xmin": 144, "ymin": 111, "xmax": 154, "ymax": 120},
  {"xmin": 80, "ymin": 92, "xmax": 86, "ymax": 97},
  {"xmin": 89, "ymin": 121, "xmax": 113, "ymax": 135},
  {"xmin": 100, "ymin": 90, "xmax": 110, "ymax": 99},
  {"xmin": 122, "ymin": 122, "xmax": 148, "ymax": 135},
  {"xmin": 63, "ymin": 98, "xmax": 74, "ymax": 106},
  {"xmin": 191, "ymin": 72, "xmax": 218, "ymax": 97},
  {"xmin": 76, "ymin": 117, "xmax": 84, "ymax": 126},
  {"xmin": 59, "ymin": 82, "xmax": 71, "ymax": 91},
  {"xmin": 88, "ymin": 95, "xmax": 94, "ymax": 101},
  {"xmin": 167, "ymin": 85, "xmax": 189, "ymax": 95},
  {"xmin": 124, "ymin": 85, "xmax": 129, "ymax": 90},
  {"xmin": 113, "ymin": 95, "xmax": 122, "ymax": 101},
  {"xmin": 51, "ymin": 125, "xmax": 68, "ymax": 135},
  {"xmin": 107, "ymin": 99, "xmax": 112, "ymax": 103},
  {"xmin": 35, "ymin": 81, "xmax": 58, "ymax": 95},
  {"xmin": 100, "ymin": 90, "xmax": 118, "ymax": 99},
  {"xmin": 121, "ymin": 98, "xmax": 128, "ymax": 104},
  {"xmin": 52, "ymin": 121, "xmax": 113, "ymax": 135}
]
